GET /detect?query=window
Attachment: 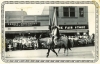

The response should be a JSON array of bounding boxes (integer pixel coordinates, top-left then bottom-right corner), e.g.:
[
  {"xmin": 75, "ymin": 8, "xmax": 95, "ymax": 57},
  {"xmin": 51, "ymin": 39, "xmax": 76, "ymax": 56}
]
[
  {"xmin": 54, "ymin": 7, "xmax": 59, "ymax": 17},
  {"xmin": 70, "ymin": 8, "xmax": 75, "ymax": 17},
  {"xmin": 79, "ymin": 8, "xmax": 84, "ymax": 17},
  {"xmin": 63, "ymin": 7, "xmax": 69, "ymax": 17},
  {"xmin": 63, "ymin": 7, "xmax": 75, "ymax": 17}
]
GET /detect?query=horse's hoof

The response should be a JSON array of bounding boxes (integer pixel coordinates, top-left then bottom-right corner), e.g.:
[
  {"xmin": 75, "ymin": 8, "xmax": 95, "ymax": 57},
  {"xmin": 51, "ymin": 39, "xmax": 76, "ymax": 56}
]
[
  {"xmin": 56, "ymin": 54, "xmax": 58, "ymax": 57},
  {"xmin": 46, "ymin": 55, "xmax": 49, "ymax": 58},
  {"xmin": 46, "ymin": 56, "xmax": 48, "ymax": 58}
]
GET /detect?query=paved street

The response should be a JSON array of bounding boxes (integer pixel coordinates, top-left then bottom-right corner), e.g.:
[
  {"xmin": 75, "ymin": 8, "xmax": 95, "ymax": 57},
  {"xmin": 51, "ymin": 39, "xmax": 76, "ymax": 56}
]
[{"xmin": 5, "ymin": 46, "xmax": 95, "ymax": 60}]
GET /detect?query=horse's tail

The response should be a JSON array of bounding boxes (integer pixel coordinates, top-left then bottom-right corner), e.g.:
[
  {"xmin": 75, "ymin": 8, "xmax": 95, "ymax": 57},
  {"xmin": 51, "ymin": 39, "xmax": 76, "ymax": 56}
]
[{"xmin": 68, "ymin": 39, "xmax": 72, "ymax": 50}]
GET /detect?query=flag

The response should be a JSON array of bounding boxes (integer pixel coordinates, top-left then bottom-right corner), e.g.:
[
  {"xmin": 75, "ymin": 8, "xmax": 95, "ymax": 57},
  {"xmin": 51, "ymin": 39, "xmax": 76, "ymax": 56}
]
[
  {"xmin": 52, "ymin": 8, "xmax": 57, "ymax": 26},
  {"xmin": 49, "ymin": 18, "xmax": 52, "ymax": 30},
  {"xmin": 49, "ymin": 18, "xmax": 52, "ymax": 26}
]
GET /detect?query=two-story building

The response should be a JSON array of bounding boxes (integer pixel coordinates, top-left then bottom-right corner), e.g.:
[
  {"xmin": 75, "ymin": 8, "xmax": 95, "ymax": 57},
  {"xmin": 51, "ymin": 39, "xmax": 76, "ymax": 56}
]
[
  {"xmin": 5, "ymin": 10, "xmax": 49, "ymax": 38},
  {"xmin": 5, "ymin": 6, "xmax": 89, "ymax": 38},
  {"xmin": 49, "ymin": 6, "xmax": 88, "ymax": 36}
]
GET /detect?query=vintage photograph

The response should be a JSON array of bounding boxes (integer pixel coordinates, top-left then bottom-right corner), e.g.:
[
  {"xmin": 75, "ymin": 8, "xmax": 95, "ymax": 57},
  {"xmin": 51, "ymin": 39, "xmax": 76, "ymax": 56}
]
[{"xmin": 1, "ymin": 1, "xmax": 98, "ymax": 62}]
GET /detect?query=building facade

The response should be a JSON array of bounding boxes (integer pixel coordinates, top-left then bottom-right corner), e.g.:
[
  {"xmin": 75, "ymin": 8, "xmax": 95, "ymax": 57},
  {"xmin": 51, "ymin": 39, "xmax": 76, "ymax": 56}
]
[
  {"xmin": 5, "ymin": 11, "xmax": 49, "ymax": 38},
  {"xmin": 5, "ymin": 11, "xmax": 49, "ymax": 26},
  {"xmin": 5, "ymin": 6, "xmax": 89, "ymax": 38},
  {"xmin": 49, "ymin": 6, "xmax": 88, "ymax": 36}
]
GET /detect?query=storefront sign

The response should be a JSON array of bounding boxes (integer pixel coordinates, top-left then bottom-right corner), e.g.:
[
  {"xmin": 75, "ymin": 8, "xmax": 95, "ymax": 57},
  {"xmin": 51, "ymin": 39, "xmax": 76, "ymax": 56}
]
[
  {"xmin": 5, "ymin": 22, "xmax": 40, "ymax": 27},
  {"xmin": 59, "ymin": 25, "xmax": 88, "ymax": 30}
]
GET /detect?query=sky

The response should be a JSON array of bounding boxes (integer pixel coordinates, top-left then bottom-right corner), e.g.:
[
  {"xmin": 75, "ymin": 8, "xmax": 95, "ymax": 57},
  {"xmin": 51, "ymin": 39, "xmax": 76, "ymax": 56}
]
[{"xmin": 4, "ymin": 4, "xmax": 95, "ymax": 35}]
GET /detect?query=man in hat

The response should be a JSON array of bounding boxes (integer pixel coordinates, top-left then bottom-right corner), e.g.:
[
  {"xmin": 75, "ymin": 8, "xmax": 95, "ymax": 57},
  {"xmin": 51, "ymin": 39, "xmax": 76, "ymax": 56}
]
[{"xmin": 51, "ymin": 25, "xmax": 60, "ymax": 46}]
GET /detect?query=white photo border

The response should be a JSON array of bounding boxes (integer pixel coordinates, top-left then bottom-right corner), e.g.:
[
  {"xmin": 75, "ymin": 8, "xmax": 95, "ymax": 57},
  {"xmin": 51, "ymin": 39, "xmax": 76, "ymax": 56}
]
[{"xmin": 1, "ymin": 1, "xmax": 99, "ymax": 63}]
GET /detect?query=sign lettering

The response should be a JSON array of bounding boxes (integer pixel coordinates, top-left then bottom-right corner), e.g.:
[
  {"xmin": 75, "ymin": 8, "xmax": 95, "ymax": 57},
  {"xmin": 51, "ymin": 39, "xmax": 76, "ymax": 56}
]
[
  {"xmin": 59, "ymin": 25, "xmax": 88, "ymax": 30},
  {"xmin": 5, "ymin": 22, "xmax": 40, "ymax": 27}
]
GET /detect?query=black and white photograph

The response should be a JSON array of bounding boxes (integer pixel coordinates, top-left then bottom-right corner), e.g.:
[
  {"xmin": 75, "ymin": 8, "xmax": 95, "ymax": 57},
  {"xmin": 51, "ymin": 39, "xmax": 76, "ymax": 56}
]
[{"xmin": 1, "ymin": 1, "xmax": 99, "ymax": 63}]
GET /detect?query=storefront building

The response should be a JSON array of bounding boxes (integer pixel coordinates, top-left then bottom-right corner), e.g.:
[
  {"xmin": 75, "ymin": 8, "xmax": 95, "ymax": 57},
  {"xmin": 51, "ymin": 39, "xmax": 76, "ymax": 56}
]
[
  {"xmin": 5, "ymin": 6, "xmax": 89, "ymax": 38},
  {"xmin": 49, "ymin": 6, "xmax": 88, "ymax": 36},
  {"xmin": 5, "ymin": 10, "xmax": 49, "ymax": 38}
]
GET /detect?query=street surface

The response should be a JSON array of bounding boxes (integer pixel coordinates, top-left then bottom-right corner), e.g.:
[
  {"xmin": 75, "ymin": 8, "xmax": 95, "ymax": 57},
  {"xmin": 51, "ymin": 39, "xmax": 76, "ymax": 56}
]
[{"xmin": 5, "ymin": 46, "xmax": 95, "ymax": 60}]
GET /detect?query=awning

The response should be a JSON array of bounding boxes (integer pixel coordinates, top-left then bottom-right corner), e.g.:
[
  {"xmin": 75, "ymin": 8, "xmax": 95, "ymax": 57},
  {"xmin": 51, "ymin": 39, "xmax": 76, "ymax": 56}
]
[
  {"xmin": 59, "ymin": 29, "xmax": 88, "ymax": 33},
  {"xmin": 5, "ymin": 26, "xmax": 49, "ymax": 31},
  {"xmin": 5, "ymin": 30, "xmax": 49, "ymax": 34},
  {"xmin": 5, "ymin": 26, "xmax": 88, "ymax": 34}
]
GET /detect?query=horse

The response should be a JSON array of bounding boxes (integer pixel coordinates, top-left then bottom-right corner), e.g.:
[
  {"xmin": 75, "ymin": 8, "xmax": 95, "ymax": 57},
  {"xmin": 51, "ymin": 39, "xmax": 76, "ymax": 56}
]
[
  {"xmin": 38, "ymin": 33, "xmax": 72, "ymax": 57},
  {"xmin": 57, "ymin": 37, "xmax": 72, "ymax": 54}
]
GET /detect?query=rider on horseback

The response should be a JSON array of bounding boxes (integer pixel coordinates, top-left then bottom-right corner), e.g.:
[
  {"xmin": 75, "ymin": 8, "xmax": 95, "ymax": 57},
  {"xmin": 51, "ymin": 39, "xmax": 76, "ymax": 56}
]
[{"xmin": 51, "ymin": 25, "xmax": 60, "ymax": 46}]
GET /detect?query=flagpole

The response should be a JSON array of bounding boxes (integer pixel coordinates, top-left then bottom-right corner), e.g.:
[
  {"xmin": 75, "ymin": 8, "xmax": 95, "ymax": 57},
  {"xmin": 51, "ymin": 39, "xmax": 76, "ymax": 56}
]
[
  {"xmin": 55, "ymin": 7, "xmax": 56, "ymax": 26},
  {"xmin": 49, "ymin": 18, "xmax": 52, "ymax": 32}
]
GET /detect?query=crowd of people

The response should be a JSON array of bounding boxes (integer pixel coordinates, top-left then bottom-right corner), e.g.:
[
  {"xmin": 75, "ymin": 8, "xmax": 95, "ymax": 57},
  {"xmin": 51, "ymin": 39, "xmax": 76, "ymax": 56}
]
[
  {"xmin": 68, "ymin": 35, "xmax": 94, "ymax": 47},
  {"xmin": 5, "ymin": 33, "xmax": 95, "ymax": 51},
  {"xmin": 5, "ymin": 35, "xmax": 38, "ymax": 51}
]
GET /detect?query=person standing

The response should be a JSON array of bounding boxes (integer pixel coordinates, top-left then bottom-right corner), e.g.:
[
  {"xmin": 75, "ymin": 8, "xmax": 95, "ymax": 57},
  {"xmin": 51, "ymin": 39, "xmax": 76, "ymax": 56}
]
[
  {"xmin": 13, "ymin": 38, "xmax": 17, "ymax": 50},
  {"xmin": 19, "ymin": 38, "xmax": 22, "ymax": 50}
]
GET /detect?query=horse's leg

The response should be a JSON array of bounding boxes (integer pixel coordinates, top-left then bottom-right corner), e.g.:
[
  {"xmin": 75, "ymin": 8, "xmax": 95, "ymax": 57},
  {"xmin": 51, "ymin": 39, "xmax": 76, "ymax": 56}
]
[
  {"xmin": 64, "ymin": 48, "xmax": 66, "ymax": 54},
  {"xmin": 63, "ymin": 45, "xmax": 68, "ymax": 56},
  {"xmin": 58, "ymin": 48, "xmax": 60, "ymax": 53},
  {"xmin": 66, "ymin": 48, "xmax": 68, "ymax": 56},
  {"xmin": 62, "ymin": 43, "xmax": 66, "ymax": 55},
  {"xmin": 46, "ymin": 47, "xmax": 50, "ymax": 58},
  {"xmin": 51, "ymin": 48, "xmax": 58, "ymax": 57},
  {"xmin": 64, "ymin": 48, "xmax": 68, "ymax": 56},
  {"xmin": 63, "ymin": 48, "xmax": 68, "ymax": 56},
  {"xmin": 58, "ymin": 46, "xmax": 61, "ymax": 53}
]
